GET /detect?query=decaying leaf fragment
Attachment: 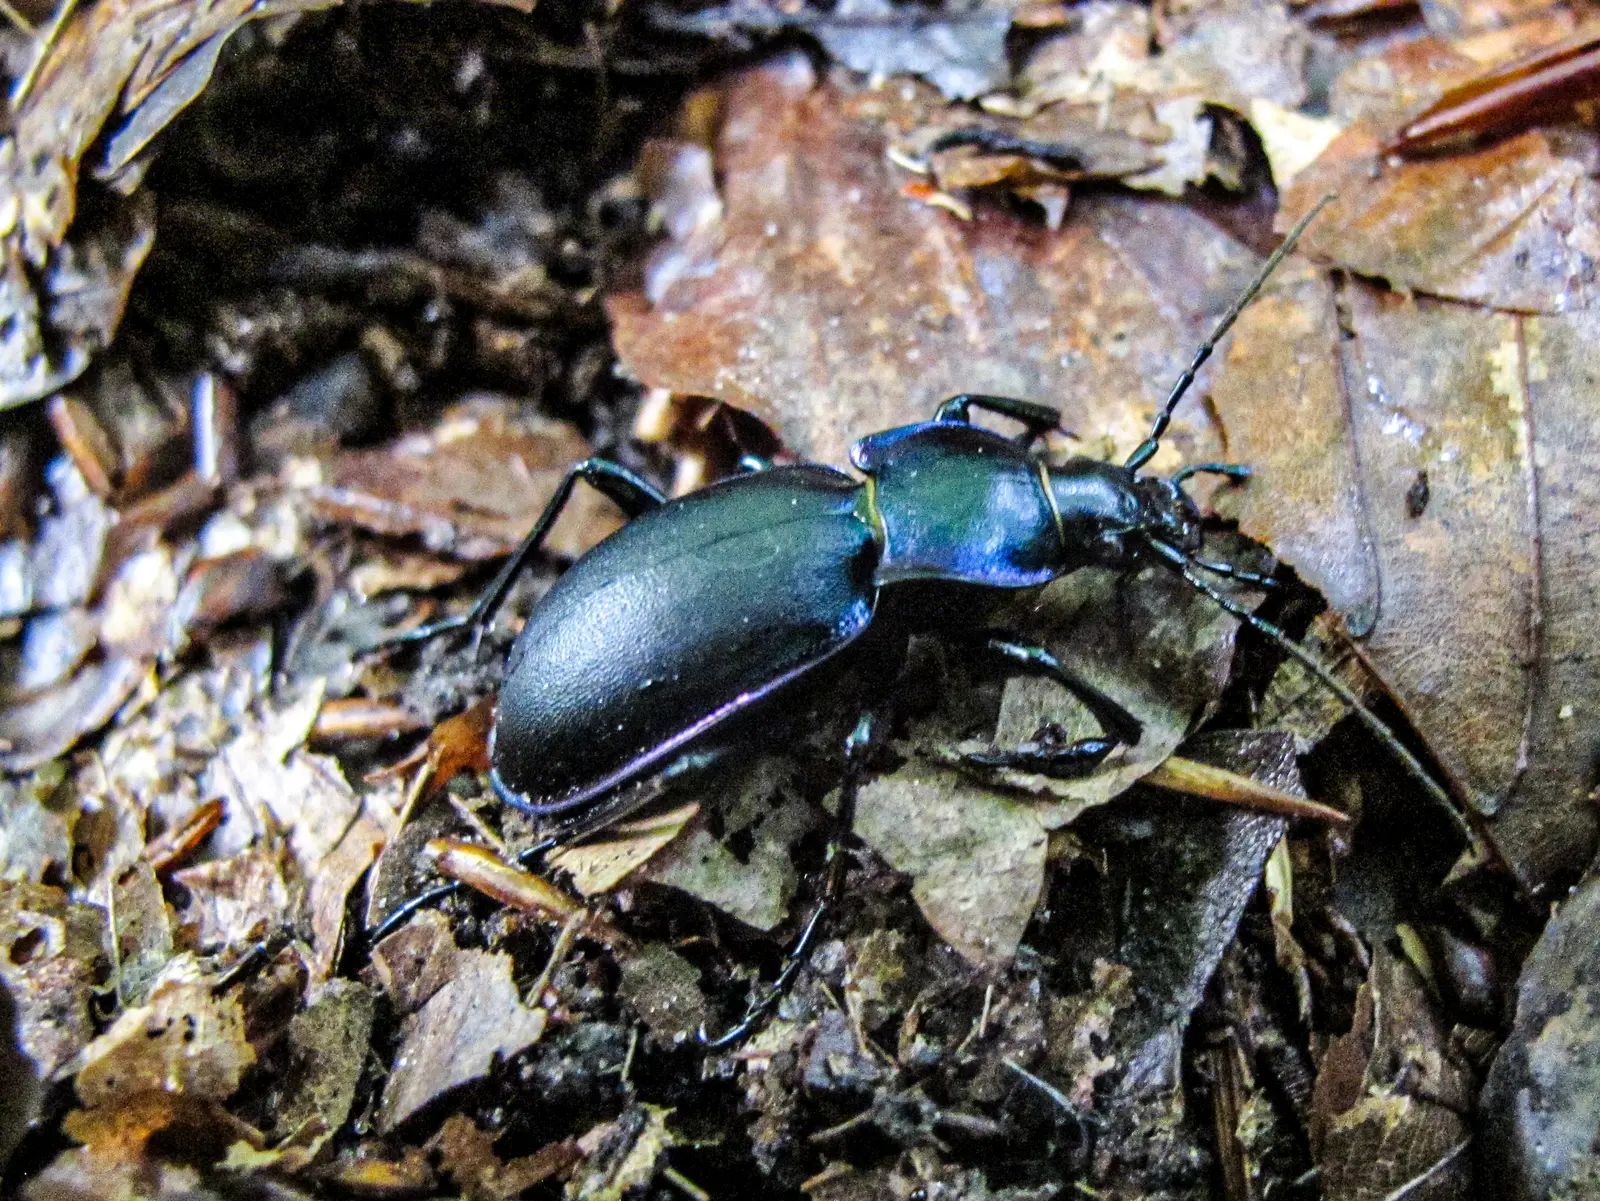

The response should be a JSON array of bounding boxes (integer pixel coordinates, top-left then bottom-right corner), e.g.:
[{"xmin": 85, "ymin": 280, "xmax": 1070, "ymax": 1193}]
[
  {"xmin": 974, "ymin": 555, "xmax": 1254, "ymax": 816},
  {"xmin": 0, "ymin": 880, "xmax": 106, "ymax": 1083},
  {"xmin": 0, "ymin": 0, "xmax": 338, "ymax": 407},
  {"xmin": 75, "ymin": 954, "xmax": 256, "ymax": 1108},
  {"xmin": 1481, "ymin": 857, "xmax": 1600, "ymax": 1199},
  {"xmin": 1310, "ymin": 948, "xmax": 1475, "ymax": 1200},
  {"xmin": 633, "ymin": 758, "xmax": 818, "ymax": 932},
  {"xmin": 198, "ymin": 687, "xmax": 391, "ymax": 971},
  {"xmin": 567, "ymin": 1103, "xmax": 677, "ymax": 1201},
  {"xmin": 431, "ymin": 1113, "xmax": 582, "ymax": 1201},
  {"xmin": 855, "ymin": 761, "xmax": 1048, "ymax": 967},
  {"xmin": 378, "ymin": 946, "xmax": 547, "ymax": 1131}
]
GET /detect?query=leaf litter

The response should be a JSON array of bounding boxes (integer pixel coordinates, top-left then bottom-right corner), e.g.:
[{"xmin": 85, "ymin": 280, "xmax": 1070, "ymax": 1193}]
[{"xmin": 0, "ymin": 0, "xmax": 1595, "ymax": 1196}]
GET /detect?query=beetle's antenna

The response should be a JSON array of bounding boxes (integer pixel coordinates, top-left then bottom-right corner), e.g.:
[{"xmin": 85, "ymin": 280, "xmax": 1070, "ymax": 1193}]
[
  {"xmin": 1125, "ymin": 194, "xmax": 1336, "ymax": 473},
  {"xmin": 1144, "ymin": 538, "xmax": 1473, "ymax": 841}
]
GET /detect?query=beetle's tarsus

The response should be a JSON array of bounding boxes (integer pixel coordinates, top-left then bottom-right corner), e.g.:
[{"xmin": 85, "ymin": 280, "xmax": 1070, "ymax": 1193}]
[
  {"xmin": 961, "ymin": 731, "xmax": 1116, "ymax": 777},
  {"xmin": 969, "ymin": 634, "xmax": 1144, "ymax": 747},
  {"xmin": 1172, "ymin": 462, "xmax": 1252, "ymax": 486},
  {"xmin": 698, "ymin": 901, "xmax": 831, "ymax": 1049},
  {"xmin": 1187, "ymin": 557, "xmax": 1281, "ymax": 590},
  {"xmin": 380, "ymin": 610, "xmax": 473, "ymax": 649},
  {"xmin": 367, "ymin": 881, "xmax": 462, "ymax": 945}
]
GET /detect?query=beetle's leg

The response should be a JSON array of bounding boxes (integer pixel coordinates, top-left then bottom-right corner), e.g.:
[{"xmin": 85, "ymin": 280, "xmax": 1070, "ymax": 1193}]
[
  {"xmin": 365, "ymin": 833, "xmax": 561, "ymax": 946},
  {"xmin": 386, "ymin": 459, "xmax": 665, "ymax": 647},
  {"xmin": 700, "ymin": 710, "xmax": 880, "ymax": 1049},
  {"xmin": 1188, "ymin": 557, "xmax": 1281, "ymax": 590},
  {"xmin": 1173, "ymin": 462, "xmax": 1251, "ymax": 486},
  {"xmin": 966, "ymin": 635, "xmax": 1144, "ymax": 747},
  {"xmin": 961, "ymin": 725, "xmax": 1117, "ymax": 778},
  {"xmin": 934, "ymin": 394, "xmax": 1063, "ymax": 445}
]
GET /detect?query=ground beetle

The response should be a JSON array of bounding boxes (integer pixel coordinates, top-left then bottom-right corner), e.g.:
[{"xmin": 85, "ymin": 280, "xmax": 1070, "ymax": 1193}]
[{"xmin": 382, "ymin": 197, "xmax": 1455, "ymax": 1041}]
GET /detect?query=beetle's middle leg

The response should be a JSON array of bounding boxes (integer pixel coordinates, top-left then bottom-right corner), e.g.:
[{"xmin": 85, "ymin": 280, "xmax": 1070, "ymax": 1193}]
[
  {"xmin": 700, "ymin": 709, "xmax": 881, "ymax": 1048},
  {"xmin": 387, "ymin": 458, "xmax": 665, "ymax": 647},
  {"xmin": 934, "ymin": 394, "xmax": 1062, "ymax": 445}
]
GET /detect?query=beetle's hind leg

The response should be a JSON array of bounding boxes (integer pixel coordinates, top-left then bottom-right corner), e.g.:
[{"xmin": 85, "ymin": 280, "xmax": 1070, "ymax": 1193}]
[{"xmin": 384, "ymin": 459, "xmax": 665, "ymax": 648}]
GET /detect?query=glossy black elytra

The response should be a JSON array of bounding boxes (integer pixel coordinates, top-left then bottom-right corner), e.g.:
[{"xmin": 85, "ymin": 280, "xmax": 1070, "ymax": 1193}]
[{"xmin": 377, "ymin": 196, "xmax": 1460, "ymax": 1042}]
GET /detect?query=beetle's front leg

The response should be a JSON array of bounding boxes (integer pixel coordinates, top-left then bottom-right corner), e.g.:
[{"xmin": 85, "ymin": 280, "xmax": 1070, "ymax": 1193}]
[
  {"xmin": 960, "ymin": 723, "xmax": 1118, "ymax": 778},
  {"xmin": 933, "ymin": 393, "xmax": 1063, "ymax": 445},
  {"xmin": 963, "ymin": 634, "xmax": 1143, "ymax": 747},
  {"xmin": 946, "ymin": 634, "xmax": 1142, "ymax": 778}
]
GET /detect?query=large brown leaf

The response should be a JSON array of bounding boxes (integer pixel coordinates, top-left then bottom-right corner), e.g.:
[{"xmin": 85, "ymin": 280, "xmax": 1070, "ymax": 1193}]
[
  {"xmin": 1212, "ymin": 264, "xmax": 1600, "ymax": 892},
  {"xmin": 1283, "ymin": 124, "xmax": 1600, "ymax": 314},
  {"xmin": 609, "ymin": 55, "xmax": 1263, "ymax": 471}
]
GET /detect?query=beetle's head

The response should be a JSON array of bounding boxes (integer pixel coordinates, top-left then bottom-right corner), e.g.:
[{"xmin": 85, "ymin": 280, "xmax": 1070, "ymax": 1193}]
[
  {"xmin": 1136, "ymin": 474, "xmax": 1203, "ymax": 557},
  {"xmin": 1045, "ymin": 459, "xmax": 1202, "ymax": 570}
]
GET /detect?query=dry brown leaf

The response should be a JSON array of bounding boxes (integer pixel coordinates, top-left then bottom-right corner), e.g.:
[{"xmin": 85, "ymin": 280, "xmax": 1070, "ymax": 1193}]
[
  {"xmin": 610, "ymin": 55, "xmax": 1262, "ymax": 473},
  {"xmin": 364, "ymin": 907, "xmax": 460, "ymax": 1017},
  {"xmin": 75, "ymin": 954, "xmax": 256, "ymax": 1107},
  {"xmin": 298, "ymin": 397, "xmax": 622, "ymax": 561},
  {"xmin": 1017, "ymin": 0, "xmax": 1311, "ymax": 184},
  {"xmin": 377, "ymin": 947, "xmax": 547, "ymax": 1131},
  {"xmin": 0, "ymin": 0, "xmax": 338, "ymax": 405},
  {"xmin": 550, "ymin": 801, "xmax": 699, "ymax": 897},
  {"xmin": 200, "ymin": 686, "xmax": 394, "ymax": 957},
  {"xmin": 1281, "ymin": 124, "xmax": 1600, "ymax": 313},
  {"xmin": 309, "ymin": 811, "xmax": 387, "ymax": 980},
  {"xmin": 1212, "ymin": 266, "xmax": 1600, "ymax": 891},
  {"xmin": 172, "ymin": 844, "xmax": 296, "ymax": 950}
]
